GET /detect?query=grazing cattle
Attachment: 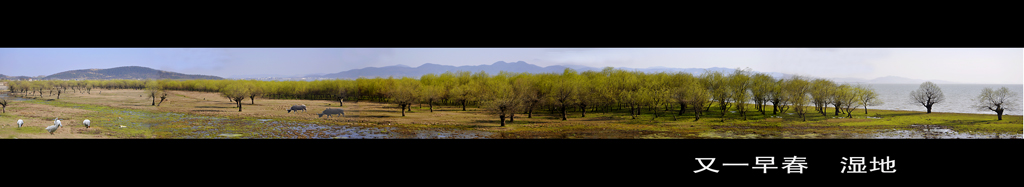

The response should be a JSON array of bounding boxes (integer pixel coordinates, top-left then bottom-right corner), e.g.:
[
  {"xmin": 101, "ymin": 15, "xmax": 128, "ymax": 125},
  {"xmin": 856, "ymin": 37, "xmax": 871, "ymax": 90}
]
[
  {"xmin": 287, "ymin": 104, "xmax": 307, "ymax": 113},
  {"xmin": 318, "ymin": 108, "xmax": 345, "ymax": 118}
]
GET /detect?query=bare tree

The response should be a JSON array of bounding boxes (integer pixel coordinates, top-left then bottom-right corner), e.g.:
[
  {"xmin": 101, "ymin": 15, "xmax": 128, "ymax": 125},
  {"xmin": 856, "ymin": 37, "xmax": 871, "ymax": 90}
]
[
  {"xmin": 972, "ymin": 87, "xmax": 1019, "ymax": 120},
  {"xmin": 910, "ymin": 81, "xmax": 945, "ymax": 113},
  {"xmin": 157, "ymin": 91, "xmax": 169, "ymax": 106}
]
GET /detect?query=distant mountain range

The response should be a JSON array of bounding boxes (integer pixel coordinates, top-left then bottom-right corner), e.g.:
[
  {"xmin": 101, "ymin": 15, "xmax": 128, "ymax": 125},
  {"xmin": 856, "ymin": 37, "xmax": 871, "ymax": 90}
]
[
  {"xmin": 0, "ymin": 74, "xmax": 41, "ymax": 80},
  {"xmin": 13, "ymin": 66, "xmax": 224, "ymax": 80},
  {"xmin": 306, "ymin": 61, "xmax": 959, "ymax": 84},
  {"xmin": 0, "ymin": 62, "xmax": 958, "ymax": 84},
  {"xmin": 311, "ymin": 61, "xmax": 784, "ymax": 79},
  {"xmin": 830, "ymin": 76, "xmax": 957, "ymax": 84}
]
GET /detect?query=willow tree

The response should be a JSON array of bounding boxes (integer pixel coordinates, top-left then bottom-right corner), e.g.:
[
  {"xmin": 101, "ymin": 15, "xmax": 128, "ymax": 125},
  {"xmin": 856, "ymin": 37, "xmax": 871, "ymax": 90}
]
[
  {"xmin": 450, "ymin": 80, "xmax": 478, "ymax": 111},
  {"xmin": 809, "ymin": 78, "xmax": 836, "ymax": 116},
  {"xmin": 522, "ymin": 74, "xmax": 549, "ymax": 118},
  {"xmin": 644, "ymin": 87, "xmax": 671, "ymax": 120},
  {"xmin": 855, "ymin": 84, "xmax": 883, "ymax": 114},
  {"xmin": 482, "ymin": 76, "xmax": 527, "ymax": 127},
  {"xmin": 684, "ymin": 81, "xmax": 710, "ymax": 121},
  {"xmin": 700, "ymin": 70, "xmax": 730, "ymax": 116},
  {"xmin": 550, "ymin": 69, "xmax": 579, "ymax": 121},
  {"xmin": 145, "ymin": 80, "xmax": 161, "ymax": 106},
  {"xmin": 770, "ymin": 78, "xmax": 790, "ymax": 115},
  {"xmin": 247, "ymin": 81, "xmax": 264, "ymax": 105},
  {"xmin": 221, "ymin": 83, "xmax": 252, "ymax": 112},
  {"xmin": 834, "ymin": 84, "xmax": 862, "ymax": 118},
  {"xmin": 750, "ymin": 72, "xmax": 774, "ymax": 115},
  {"xmin": 420, "ymin": 85, "xmax": 443, "ymax": 112},
  {"xmin": 728, "ymin": 68, "xmax": 752, "ymax": 120},
  {"xmin": 829, "ymin": 83, "xmax": 852, "ymax": 116},
  {"xmin": 670, "ymin": 73, "xmax": 697, "ymax": 116},
  {"xmin": 614, "ymin": 70, "xmax": 642, "ymax": 119},
  {"xmin": 785, "ymin": 76, "xmax": 811, "ymax": 121},
  {"xmin": 390, "ymin": 78, "xmax": 420, "ymax": 116},
  {"xmin": 576, "ymin": 71, "xmax": 603, "ymax": 118}
]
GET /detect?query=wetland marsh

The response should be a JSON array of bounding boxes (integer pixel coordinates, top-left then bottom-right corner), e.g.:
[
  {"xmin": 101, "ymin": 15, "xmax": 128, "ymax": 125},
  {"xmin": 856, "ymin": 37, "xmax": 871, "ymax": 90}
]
[{"xmin": 0, "ymin": 89, "xmax": 1020, "ymax": 139}]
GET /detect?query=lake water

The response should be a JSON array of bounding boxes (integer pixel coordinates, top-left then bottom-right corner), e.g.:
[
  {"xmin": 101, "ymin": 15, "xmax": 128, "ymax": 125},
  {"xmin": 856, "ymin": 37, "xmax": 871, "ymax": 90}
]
[{"xmin": 869, "ymin": 84, "xmax": 1024, "ymax": 116}]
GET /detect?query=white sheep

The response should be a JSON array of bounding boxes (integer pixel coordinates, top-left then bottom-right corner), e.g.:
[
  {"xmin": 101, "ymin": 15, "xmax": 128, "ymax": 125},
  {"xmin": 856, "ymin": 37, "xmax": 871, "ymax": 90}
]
[{"xmin": 83, "ymin": 119, "xmax": 91, "ymax": 128}]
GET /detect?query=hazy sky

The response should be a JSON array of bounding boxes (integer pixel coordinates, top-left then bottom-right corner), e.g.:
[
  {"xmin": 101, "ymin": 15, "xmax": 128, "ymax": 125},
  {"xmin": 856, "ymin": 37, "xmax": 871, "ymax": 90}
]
[{"xmin": 0, "ymin": 48, "xmax": 1020, "ymax": 84}]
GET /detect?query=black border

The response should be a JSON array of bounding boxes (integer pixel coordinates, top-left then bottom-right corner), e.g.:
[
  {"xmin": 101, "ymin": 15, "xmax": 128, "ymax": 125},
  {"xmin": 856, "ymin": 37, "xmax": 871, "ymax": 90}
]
[{"xmin": 3, "ymin": 26, "xmax": 1019, "ymax": 182}]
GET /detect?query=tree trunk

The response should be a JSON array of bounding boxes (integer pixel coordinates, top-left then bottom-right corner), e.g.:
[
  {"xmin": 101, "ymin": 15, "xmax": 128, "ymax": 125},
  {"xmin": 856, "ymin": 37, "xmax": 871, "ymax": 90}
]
[
  {"xmin": 429, "ymin": 99, "xmax": 433, "ymax": 112},
  {"xmin": 693, "ymin": 106, "xmax": 701, "ymax": 121},
  {"xmin": 401, "ymin": 104, "xmax": 407, "ymax": 116},
  {"xmin": 509, "ymin": 113, "xmax": 515, "ymax": 122},
  {"xmin": 580, "ymin": 104, "xmax": 587, "ymax": 117},
  {"xmin": 237, "ymin": 100, "xmax": 242, "ymax": 112},
  {"xmin": 864, "ymin": 105, "xmax": 869, "ymax": 114},
  {"xmin": 742, "ymin": 108, "xmax": 746, "ymax": 121},
  {"xmin": 637, "ymin": 104, "xmax": 642, "ymax": 118},
  {"xmin": 500, "ymin": 114, "xmax": 506, "ymax": 127},
  {"xmin": 759, "ymin": 102, "xmax": 765, "ymax": 115},
  {"xmin": 462, "ymin": 101, "xmax": 466, "ymax": 111},
  {"xmin": 251, "ymin": 96, "xmax": 255, "ymax": 105},
  {"xmin": 152, "ymin": 96, "xmax": 156, "ymax": 106},
  {"xmin": 834, "ymin": 105, "xmax": 840, "ymax": 116},
  {"xmin": 527, "ymin": 107, "xmax": 533, "ymax": 118},
  {"xmin": 721, "ymin": 107, "xmax": 726, "ymax": 122},
  {"xmin": 926, "ymin": 105, "xmax": 932, "ymax": 113},
  {"xmin": 996, "ymin": 109, "xmax": 1003, "ymax": 120},
  {"xmin": 652, "ymin": 107, "xmax": 658, "ymax": 120},
  {"xmin": 561, "ymin": 105, "xmax": 567, "ymax": 121},
  {"xmin": 679, "ymin": 103, "xmax": 685, "ymax": 116}
]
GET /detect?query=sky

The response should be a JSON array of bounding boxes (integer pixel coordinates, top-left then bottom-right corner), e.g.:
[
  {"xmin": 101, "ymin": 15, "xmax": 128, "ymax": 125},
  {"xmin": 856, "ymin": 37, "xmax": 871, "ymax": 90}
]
[{"xmin": 0, "ymin": 48, "xmax": 1021, "ymax": 84}]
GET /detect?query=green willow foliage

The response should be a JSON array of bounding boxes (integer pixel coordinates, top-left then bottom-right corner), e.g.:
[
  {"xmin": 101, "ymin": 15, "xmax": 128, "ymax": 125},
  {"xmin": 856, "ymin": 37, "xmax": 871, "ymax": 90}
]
[{"xmin": 2, "ymin": 68, "xmax": 881, "ymax": 123}]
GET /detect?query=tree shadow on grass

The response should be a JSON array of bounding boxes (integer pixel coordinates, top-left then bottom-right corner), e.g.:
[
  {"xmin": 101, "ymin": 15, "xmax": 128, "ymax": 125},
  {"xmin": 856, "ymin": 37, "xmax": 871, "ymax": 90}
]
[{"xmin": 195, "ymin": 106, "xmax": 233, "ymax": 108}]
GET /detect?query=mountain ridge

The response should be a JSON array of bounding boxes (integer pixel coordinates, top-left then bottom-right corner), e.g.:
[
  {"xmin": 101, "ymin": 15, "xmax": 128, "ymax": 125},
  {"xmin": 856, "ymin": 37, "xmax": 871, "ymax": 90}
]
[
  {"xmin": 41, "ymin": 66, "xmax": 223, "ymax": 80},
  {"xmin": 310, "ymin": 61, "xmax": 960, "ymax": 84}
]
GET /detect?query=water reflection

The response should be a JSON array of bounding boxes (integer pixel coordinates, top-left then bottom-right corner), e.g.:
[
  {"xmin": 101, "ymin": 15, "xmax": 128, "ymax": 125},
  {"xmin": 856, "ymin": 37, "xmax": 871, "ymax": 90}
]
[{"xmin": 870, "ymin": 124, "xmax": 1022, "ymax": 139}]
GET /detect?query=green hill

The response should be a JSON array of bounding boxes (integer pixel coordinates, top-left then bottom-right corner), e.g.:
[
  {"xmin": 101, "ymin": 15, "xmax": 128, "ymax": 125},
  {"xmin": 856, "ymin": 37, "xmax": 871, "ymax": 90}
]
[{"xmin": 44, "ymin": 66, "xmax": 223, "ymax": 80}]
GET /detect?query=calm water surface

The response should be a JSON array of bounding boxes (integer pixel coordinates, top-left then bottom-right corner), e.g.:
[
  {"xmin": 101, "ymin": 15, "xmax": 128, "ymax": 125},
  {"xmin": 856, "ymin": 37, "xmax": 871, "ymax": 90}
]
[{"xmin": 869, "ymin": 84, "xmax": 1024, "ymax": 116}]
